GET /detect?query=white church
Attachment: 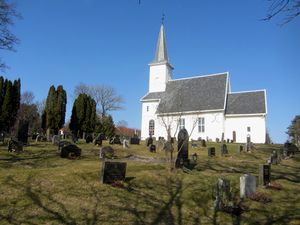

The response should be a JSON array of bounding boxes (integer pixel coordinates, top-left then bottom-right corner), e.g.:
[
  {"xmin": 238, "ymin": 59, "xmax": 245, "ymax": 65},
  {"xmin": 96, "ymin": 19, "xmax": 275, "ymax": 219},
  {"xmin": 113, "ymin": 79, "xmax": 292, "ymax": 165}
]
[{"xmin": 140, "ymin": 23, "xmax": 267, "ymax": 143}]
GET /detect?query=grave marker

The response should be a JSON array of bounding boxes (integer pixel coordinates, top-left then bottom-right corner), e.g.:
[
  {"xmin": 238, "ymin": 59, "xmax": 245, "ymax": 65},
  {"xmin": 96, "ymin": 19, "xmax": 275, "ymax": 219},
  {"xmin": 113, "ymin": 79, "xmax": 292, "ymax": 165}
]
[
  {"xmin": 259, "ymin": 164, "xmax": 271, "ymax": 186},
  {"xmin": 240, "ymin": 174, "xmax": 256, "ymax": 198},
  {"xmin": 175, "ymin": 128, "xmax": 189, "ymax": 168},
  {"xmin": 100, "ymin": 161, "xmax": 127, "ymax": 184},
  {"xmin": 208, "ymin": 147, "xmax": 216, "ymax": 157}
]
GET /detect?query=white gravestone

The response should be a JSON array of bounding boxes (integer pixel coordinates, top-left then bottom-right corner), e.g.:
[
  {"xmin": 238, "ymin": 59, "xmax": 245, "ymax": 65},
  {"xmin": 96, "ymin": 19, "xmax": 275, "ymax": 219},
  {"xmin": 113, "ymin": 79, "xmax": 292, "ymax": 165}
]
[
  {"xmin": 240, "ymin": 174, "xmax": 256, "ymax": 198},
  {"xmin": 123, "ymin": 139, "xmax": 129, "ymax": 149}
]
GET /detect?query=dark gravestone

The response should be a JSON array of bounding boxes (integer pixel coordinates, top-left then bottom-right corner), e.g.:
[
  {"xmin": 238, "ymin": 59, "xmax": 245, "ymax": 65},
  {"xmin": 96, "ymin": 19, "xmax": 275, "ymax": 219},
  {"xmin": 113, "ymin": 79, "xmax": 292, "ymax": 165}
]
[
  {"xmin": 226, "ymin": 139, "xmax": 230, "ymax": 143},
  {"xmin": 175, "ymin": 129, "xmax": 189, "ymax": 168},
  {"xmin": 94, "ymin": 133, "xmax": 105, "ymax": 146},
  {"xmin": 146, "ymin": 137, "xmax": 153, "ymax": 147},
  {"xmin": 237, "ymin": 145, "xmax": 243, "ymax": 154},
  {"xmin": 201, "ymin": 139, "xmax": 206, "ymax": 147},
  {"xmin": 100, "ymin": 161, "xmax": 127, "ymax": 184},
  {"xmin": 17, "ymin": 120, "xmax": 29, "ymax": 144},
  {"xmin": 99, "ymin": 146, "xmax": 115, "ymax": 159},
  {"xmin": 215, "ymin": 138, "xmax": 220, "ymax": 143},
  {"xmin": 149, "ymin": 144, "xmax": 156, "ymax": 153},
  {"xmin": 85, "ymin": 134, "xmax": 93, "ymax": 143},
  {"xmin": 109, "ymin": 135, "xmax": 121, "ymax": 145},
  {"xmin": 0, "ymin": 132, "xmax": 5, "ymax": 143},
  {"xmin": 60, "ymin": 144, "xmax": 81, "ymax": 158},
  {"xmin": 259, "ymin": 164, "xmax": 271, "ymax": 186},
  {"xmin": 232, "ymin": 131, "xmax": 236, "ymax": 143},
  {"xmin": 208, "ymin": 147, "xmax": 216, "ymax": 157},
  {"xmin": 170, "ymin": 137, "xmax": 175, "ymax": 144},
  {"xmin": 221, "ymin": 133, "xmax": 224, "ymax": 142},
  {"xmin": 8, "ymin": 139, "xmax": 23, "ymax": 152},
  {"xmin": 130, "ymin": 137, "xmax": 140, "ymax": 145},
  {"xmin": 221, "ymin": 144, "xmax": 228, "ymax": 156},
  {"xmin": 214, "ymin": 178, "xmax": 231, "ymax": 211},
  {"xmin": 72, "ymin": 134, "xmax": 78, "ymax": 143},
  {"xmin": 31, "ymin": 133, "xmax": 37, "ymax": 140}
]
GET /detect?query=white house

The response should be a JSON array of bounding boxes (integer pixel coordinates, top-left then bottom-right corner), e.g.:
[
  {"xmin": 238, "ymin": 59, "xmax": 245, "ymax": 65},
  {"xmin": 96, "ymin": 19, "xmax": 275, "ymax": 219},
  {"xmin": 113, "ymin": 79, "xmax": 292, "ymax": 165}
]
[{"xmin": 140, "ymin": 23, "xmax": 267, "ymax": 143}]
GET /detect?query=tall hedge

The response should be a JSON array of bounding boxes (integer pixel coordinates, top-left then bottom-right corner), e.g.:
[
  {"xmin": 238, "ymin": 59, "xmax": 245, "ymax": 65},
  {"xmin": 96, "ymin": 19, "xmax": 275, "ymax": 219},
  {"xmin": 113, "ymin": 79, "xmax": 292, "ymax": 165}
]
[{"xmin": 0, "ymin": 76, "xmax": 20, "ymax": 132}]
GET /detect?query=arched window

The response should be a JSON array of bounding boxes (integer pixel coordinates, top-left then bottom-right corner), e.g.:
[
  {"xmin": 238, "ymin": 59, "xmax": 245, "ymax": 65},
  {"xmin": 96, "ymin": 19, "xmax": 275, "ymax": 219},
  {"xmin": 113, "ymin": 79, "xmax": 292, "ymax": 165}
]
[{"xmin": 149, "ymin": 120, "xmax": 155, "ymax": 136}]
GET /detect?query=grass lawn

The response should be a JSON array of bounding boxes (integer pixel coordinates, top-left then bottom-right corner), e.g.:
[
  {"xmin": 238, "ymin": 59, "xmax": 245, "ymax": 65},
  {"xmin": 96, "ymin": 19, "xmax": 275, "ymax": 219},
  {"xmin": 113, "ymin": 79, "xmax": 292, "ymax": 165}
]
[{"xmin": 0, "ymin": 140, "xmax": 299, "ymax": 225}]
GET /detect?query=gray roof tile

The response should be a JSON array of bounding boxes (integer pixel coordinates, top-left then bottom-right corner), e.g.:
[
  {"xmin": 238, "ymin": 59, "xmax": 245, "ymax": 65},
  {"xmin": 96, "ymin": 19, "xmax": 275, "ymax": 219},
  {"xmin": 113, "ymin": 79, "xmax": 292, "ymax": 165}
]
[
  {"xmin": 225, "ymin": 91, "xmax": 266, "ymax": 115},
  {"xmin": 157, "ymin": 73, "xmax": 228, "ymax": 113}
]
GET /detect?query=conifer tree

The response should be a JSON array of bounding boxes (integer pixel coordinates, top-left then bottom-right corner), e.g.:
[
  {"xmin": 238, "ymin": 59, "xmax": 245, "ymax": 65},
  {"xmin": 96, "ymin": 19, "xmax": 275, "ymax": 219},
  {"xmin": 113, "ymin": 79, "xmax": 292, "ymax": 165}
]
[
  {"xmin": 43, "ymin": 85, "xmax": 67, "ymax": 134},
  {"xmin": 69, "ymin": 93, "xmax": 96, "ymax": 137}
]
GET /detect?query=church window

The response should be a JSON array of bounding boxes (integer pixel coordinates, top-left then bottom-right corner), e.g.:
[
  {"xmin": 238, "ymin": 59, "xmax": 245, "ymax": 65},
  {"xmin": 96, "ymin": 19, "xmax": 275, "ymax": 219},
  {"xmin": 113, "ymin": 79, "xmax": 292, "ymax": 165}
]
[
  {"xmin": 178, "ymin": 118, "xmax": 185, "ymax": 130},
  {"xmin": 147, "ymin": 106, "xmax": 149, "ymax": 112},
  {"xmin": 247, "ymin": 126, "xmax": 251, "ymax": 132},
  {"xmin": 149, "ymin": 120, "xmax": 155, "ymax": 136},
  {"xmin": 198, "ymin": 117, "xmax": 205, "ymax": 132}
]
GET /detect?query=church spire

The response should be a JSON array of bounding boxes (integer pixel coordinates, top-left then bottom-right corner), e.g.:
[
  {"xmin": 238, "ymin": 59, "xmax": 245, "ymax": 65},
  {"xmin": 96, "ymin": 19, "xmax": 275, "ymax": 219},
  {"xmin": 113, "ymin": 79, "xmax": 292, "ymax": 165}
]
[{"xmin": 152, "ymin": 20, "xmax": 169, "ymax": 63}]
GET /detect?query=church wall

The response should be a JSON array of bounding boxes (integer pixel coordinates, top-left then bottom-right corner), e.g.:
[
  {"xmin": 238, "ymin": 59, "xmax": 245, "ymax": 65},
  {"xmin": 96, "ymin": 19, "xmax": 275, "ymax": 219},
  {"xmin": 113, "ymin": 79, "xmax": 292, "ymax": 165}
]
[
  {"xmin": 141, "ymin": 101, "xmax": 160, "ymax": 140},
  {"xmin": 153, "ymin": 112, "xmax": 225, "ymax": 141},
  {"xmin": 149, "ymin": 64, "xmax": 170, "ymax": 92},
  {"xmin": 224, "ymin": 115, "xmax": 266, "ymax": 143}
]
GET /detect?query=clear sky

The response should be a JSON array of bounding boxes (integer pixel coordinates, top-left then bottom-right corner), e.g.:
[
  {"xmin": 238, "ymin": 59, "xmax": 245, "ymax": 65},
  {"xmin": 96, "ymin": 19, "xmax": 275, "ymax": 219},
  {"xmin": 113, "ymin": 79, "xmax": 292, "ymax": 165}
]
[{"xmin": 2, "ymin": 0, "xmax": 299, "ymax": 143}]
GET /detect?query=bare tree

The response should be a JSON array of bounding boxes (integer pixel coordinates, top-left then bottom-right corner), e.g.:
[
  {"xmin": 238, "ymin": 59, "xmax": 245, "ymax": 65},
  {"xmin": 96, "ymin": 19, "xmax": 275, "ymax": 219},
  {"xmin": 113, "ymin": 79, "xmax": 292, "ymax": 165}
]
[
  {"xmin": 21, "ymin": 91, "xmax": 35, "ymax": 105},
  {"xmin": 0, "ymin": 0, "xmax": 20, "ymax": 70},
  {"xmin": 73, "ymin": 83, "xmax": 124, "ymax": 117},
  {"xmin": 156, "ymin": 91, "xmax": 200, "ymax": 170},
  {"xmin": 263, "ymin": 0, "xmax": 300, "ymax": 24}
]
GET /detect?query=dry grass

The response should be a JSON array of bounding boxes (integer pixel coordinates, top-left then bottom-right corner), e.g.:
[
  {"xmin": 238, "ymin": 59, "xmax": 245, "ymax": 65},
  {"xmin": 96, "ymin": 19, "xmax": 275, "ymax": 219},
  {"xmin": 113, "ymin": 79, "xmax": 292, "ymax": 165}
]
[{"xmin": 0, "ymin": 140, "xmax": 299, "ymax": 225}]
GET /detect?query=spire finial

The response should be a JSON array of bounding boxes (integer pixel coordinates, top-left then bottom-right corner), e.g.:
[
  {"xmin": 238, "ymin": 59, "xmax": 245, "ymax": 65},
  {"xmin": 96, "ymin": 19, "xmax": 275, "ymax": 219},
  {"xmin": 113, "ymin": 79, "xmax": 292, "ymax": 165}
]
[{"xmin": 161, "ymin": 13, "xmax": 165, "ymax": 25}]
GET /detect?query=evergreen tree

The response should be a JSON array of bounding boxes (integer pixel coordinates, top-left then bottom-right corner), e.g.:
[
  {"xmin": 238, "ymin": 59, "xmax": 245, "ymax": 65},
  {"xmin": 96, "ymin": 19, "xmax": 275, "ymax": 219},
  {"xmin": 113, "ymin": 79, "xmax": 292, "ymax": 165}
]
[
  {"xmin": 0, "ymin": 76, "xmax": 20, "ymax": 132},
  {"xmin": 69, "ymin": 93, "xmax": 96, "ymax": 137},
  {"xmin": 101, "ymin": 115, "xmax": 115, "ymax": 138},
  {"xmin": 43, "ymin": 85, "xmax": 67, "ymax": 134},
  {"xmin": 287, "ymin": 115, "xmax": 300, "ymax": 145}
]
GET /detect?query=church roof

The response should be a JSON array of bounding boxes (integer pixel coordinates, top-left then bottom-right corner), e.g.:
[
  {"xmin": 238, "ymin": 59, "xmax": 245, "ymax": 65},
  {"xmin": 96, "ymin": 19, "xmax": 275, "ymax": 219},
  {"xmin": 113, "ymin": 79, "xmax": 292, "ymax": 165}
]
[
  {"xmin": 141, "ymin": 73, "xmax": 228, "ymax": 113},
  {"xmin": 225, "ymin": 91, "xmax": 267, "ymax": 115}
]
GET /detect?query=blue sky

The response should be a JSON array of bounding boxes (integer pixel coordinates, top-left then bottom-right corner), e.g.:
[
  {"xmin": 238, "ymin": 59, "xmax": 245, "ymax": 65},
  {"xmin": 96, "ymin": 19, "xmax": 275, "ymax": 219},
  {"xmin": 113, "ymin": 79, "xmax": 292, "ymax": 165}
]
[{"xmin": 2, "ymin": 0, "xmax": 299, "ymax": 143}]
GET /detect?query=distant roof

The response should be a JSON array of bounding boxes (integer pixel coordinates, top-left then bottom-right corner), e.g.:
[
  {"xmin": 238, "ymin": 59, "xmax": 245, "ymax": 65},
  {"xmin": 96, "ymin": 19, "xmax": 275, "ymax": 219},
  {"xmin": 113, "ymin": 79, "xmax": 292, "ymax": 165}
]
[
  {"xmin": 225, "ymin": 91, "xmax": 266, "ymax": 115},
  {"xmin": 141, "ymin": 92, "xmax": 164, "ymax": 101}
]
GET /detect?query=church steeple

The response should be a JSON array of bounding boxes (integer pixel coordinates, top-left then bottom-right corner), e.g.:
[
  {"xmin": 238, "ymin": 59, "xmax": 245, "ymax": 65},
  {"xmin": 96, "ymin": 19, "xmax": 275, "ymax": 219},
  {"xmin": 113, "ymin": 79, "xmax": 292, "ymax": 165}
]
[
  {"xmin": 152, "ymin": 23, "xmax": 169, "ymax": 63},
  {"xmin": 148, "ymin": 21, "xmax": 173, "ymax": 93}
]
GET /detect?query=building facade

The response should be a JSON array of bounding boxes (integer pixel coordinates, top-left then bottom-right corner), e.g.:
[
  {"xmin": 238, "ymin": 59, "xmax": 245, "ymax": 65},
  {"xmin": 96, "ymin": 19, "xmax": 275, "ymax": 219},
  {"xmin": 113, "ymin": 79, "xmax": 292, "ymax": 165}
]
[{"xmin": 140, "ymin": 24, "xmax": 267, "ymax": 143}]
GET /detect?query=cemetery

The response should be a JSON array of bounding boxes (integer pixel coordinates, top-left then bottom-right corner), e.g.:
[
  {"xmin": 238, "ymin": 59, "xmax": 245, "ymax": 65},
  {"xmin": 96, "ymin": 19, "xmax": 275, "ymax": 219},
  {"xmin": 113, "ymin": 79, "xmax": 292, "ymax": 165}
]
[{"xmin": 0, "ymin": 138, "xmax": 299, "ymax": 224}]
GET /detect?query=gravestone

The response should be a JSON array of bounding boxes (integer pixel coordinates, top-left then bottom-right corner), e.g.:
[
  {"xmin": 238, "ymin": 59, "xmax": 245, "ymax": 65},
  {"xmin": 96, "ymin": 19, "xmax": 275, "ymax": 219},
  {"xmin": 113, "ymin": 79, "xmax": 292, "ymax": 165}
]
[
  {"xmin": 123, "ymin": 139, "xmax": 129, "ymax": 149},
  {"xmin": 221, "ymin": 144, "xmax": 228, "ymax": 156},
  {"xmin": 0, "ymin": 132, "xmax": 5, "ymax": 143},
  {"xmin": 240, "ymin": 174, "xmax": 256, "ymax": 198},
  {"xmin": 99, "ymin": 146, "xmax": 115, "ymax": 159},
  {"xmin": 192, "ymin": 153, "xmax": 198, "ymax": 162},
  {"xmin": 215, "ymin": 138, "xmax": 220, "ymax": 143},
  {"xmin": 130, "ymin": 137, "xmax": 140, "ymax": 145},
  {"xmin": 72, "ymin": 134, "xmax": 78, "ymax": 143},
  {"xmin": 271, "ymin": 151, "xmax": 278, "ymax": 164},
  {"xmin": 60, "ymin": 144, "xmax": 81, "ymax": 158},
  {"xmin": 221, "ymin": 133, "xmax": 224, "ymax": 142},
  {"xmin": 201, "ymin": 139, "xmax": 206, "ymax": 147},
  {"xmin": 94, "ymin": 133, "xmax": 105, "ymax": 146},
  {"xmin": 17, "ymin": 120, "xmax": 29, "ymax": 144},
  {"xmin": 237, "ymin": 145, "xmax": 243, "ymax": 154},
  {"xmin": 85, "ymin": 134, "xmax": 93, "ymax": 143},
  {"xmin": 8, "ymin": 139, "xmax": 23, "ymax": 152},
  {"xmin": 191, "ymin": 140, "xmax": 197, "ymax": 148},
  {"xmin": 100, "ymin": 161, "xmax": 127, "ymax": 184},
  {"xmin": 149, "ymin": 144, "xmax": 156, "ymax": 153},
  {"xmin": 208, "ymin": 147, "xmax": 216, "ymax": 157},
  {"xmin": 146, "ymin": 136, "xmax": 153, "ymax": 147},
  {"xmin": 170, "ymin": 137, "xmax": 175, "ymax": 144},
  {"xmin": 52, "ymin": 135, "xmax": 60, "ymax": 146},
  {"xmin": 31, "ymin": 133, "xmax": 37, "ymax": 140},
  {"xmin": 109, "ymin": 135, "xmax": 121, "ymax": 145},
  {"xmin": 214, "ymin": 178, "xmax": 231, "ymax": 211},
  {"xmin": 226, "ymin": 139, "xmax": 230, "ymax": 143},
  {"xmin": 232, "ymin": 131, "xmax": 236, "ymax": 143},
  {"xmin": 175, "ymin": 128, "xmax": 189, "ymax": 168},
  {"xmin": 259, "ymin": 164, "xmax": 271, "ymax": 186}
]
